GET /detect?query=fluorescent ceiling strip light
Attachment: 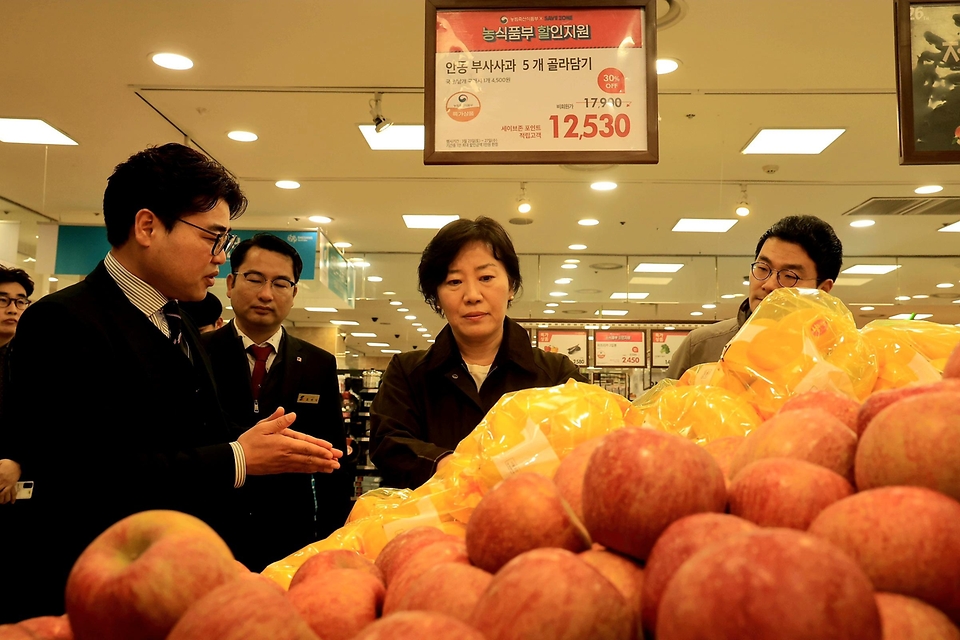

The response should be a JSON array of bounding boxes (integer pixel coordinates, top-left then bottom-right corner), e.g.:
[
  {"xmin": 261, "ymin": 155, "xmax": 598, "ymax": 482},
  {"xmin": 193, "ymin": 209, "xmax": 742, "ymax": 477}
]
[
  {"xmin": 359, "ymin": 124, "xmax": 425, "ymax": 150},
  {"xmin": 0, "ymin": 118, "xmax": 78, "ymax": 145},
  {"xmin": 403, "ymin": 214, "xmax": 460, "ymax": 229},
  {"xmin": 633, "ymin": 263, "xmax": 684, "ymax": 273},
  {"xmin": 938, "ymin": 221, "xmax": 960, "ymax": 232},
  {"xmin": 741, "ymin": 128, "xmax": 845, "ymax": 154},
  {"xmin": 610, "ymin": 292, "xmax": 650, "ymax": 300},
  {"xmin": 596, "ymin": 309, "xmax": 629, "ymax": 316},
  {"xmin": 889, "ymin": 313, "xmax": 932, "ymax": 320},
  {"xmin": 672, "ymin": 218, "xmax": 738, "ymax": 233},
  {"xmin": 304, "ymin": 307, "xmax": 338, "ymax": 312},
  {"xmin": 841, "ymin": 265, "xmax": 901, "ymax": 275}
]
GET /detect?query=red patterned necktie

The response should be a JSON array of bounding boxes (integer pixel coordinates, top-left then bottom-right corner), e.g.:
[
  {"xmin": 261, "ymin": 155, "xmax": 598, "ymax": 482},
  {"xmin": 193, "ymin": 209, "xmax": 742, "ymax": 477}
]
[{"xmin": 249, "ymin": 344, "xmax": 273, "ymax": 400}]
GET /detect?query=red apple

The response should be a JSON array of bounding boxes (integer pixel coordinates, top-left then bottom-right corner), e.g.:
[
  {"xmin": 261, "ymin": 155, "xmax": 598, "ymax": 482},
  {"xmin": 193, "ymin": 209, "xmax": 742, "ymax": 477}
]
[
  {"xmin": 728, "ymin": 457, "xmax": 854, "ymax": 529},
  {"xmin": 640, "ymin": 513, "xmax": 758, "ymax": 637},
  {"xmin": 465, "ymin": 472, "xmax": 590, "ymax": 574},
  {"xmin": 855, "ymin": 392, "xmax": 960, "ymax": 501},
  {"xmin": 286, "ymin": 568, "xmax": 384, "ymax": 640},
  {"xmin": 583, "ymin": 428, "xmax": 727, "ymax": 561},
  {"xmin": 702, "ymin": 436, "xmax": 745, "ymax": 487},
  {"xmin": 809, "ymin": 487, "xmax": 960, "ymax": 624},
  {"xmin": 553, "ymin": 437, "xmax": 603, "ymax": 524},
  {"xmin": 578, "ymin": 549, "xmax": 644, "ymax": 625},
  {"xmin": 390, "ymin": 562, "xmax": 492, "ymax": 625},
  {"xmin": 351, "ymin": 611, "xmax": 486, "ymax": 640},
  {"xmin": 657, "ymin": 529, "xmax": 881, "ymax": 640},
  {"xmin": 290, "ymin": 549, "xmax": 384, "ymax": 589},
  {"xmin": 779, "ymin": 389, "xmax": 860, "ymax": 432},
  {"xmin": 0, "ymin": 626, "xmax": 35, "ymax": 639},
  {"xmin": 15, "ymin": 616, "xmax": 73, "ymax": 640},
  {"xmin": 855, "ymin": 379, "xmax": 960, "ymax": 437},
  {"xmin": 382, "ymin": 538, "xmax": 469, "ymax": 615},
  {"xmin": 65, "ymin": 510, "xmax": 238, "ymax": 640},
  {"xmin": 166, "ymin": 575, "xmax": 318, "ymax": 640},
  {"xmin": 374, "ymin": 527, "xmax": 453, "ymax": 586},
  {"xmin": 470, "ymin": 548, "xmax": 635, "ymax": 640},
  {"xmin": 875, "ymin": 592, "xmax": 960, "ymax": 640},
  {"xmin": 729, "ymin": 408, "xmax": 857, "ymax": 482}
]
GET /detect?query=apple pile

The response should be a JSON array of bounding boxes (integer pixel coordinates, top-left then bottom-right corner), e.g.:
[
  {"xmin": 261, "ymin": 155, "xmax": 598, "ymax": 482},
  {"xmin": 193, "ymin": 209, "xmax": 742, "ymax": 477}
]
[{"xmin": 5, "ymin": 349, "xmax": 960, "ymax": 639}]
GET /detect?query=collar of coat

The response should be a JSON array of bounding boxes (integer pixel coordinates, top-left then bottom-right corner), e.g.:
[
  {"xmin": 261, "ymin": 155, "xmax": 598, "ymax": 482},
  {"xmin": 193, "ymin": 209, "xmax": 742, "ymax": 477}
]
[
  {"xmin": 737, "ymin": 298, "xmax": 751, "ymax": 327},
  {"xmin": 421, "ymin": 317, "xmax": 539, "ymax": 376}
]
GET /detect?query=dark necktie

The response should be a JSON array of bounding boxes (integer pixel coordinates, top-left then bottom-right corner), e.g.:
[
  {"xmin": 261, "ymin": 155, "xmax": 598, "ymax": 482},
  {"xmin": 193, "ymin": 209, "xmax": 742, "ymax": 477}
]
[
  {"xmin": 162, "ymin": 301, "xmax": 192, "ymax": 362},
  {"xmin": 249, "ymin": 344, "xmax": 273, "ymax": 400}
]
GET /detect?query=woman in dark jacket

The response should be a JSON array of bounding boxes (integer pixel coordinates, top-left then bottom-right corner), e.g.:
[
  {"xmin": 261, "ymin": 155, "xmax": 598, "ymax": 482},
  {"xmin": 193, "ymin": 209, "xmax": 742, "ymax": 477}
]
[{"xmin": 370, "ymin": 216, "xmax": 585, "ymax": 489}]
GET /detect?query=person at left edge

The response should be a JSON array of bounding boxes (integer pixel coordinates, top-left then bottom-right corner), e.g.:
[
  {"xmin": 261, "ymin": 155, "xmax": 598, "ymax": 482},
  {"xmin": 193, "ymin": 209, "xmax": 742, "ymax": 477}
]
[
  {"xmin": 2, "ymin": 143, "xmax": 341, "ymax": 617},
  {"xmin": 203, "ymin": 233, "xmax": 351, "ymax": 572}
]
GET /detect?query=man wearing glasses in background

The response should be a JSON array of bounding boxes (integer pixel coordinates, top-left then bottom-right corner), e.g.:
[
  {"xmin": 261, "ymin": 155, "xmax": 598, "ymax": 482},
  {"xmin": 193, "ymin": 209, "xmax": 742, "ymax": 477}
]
[
  {"xmin": 203, "ymin": 234, "xmax": 350, "ymax": 572},
  {"xmin": 666, "ymin": 215, "xmax": 842, "ymax": 380},
  {"xmin": 0, "ymin": 266, "xmax": 33, "ymax": 505},
  {"xmin": 1, "ymin": 143, "xmax": 341, "ymax": 619}
]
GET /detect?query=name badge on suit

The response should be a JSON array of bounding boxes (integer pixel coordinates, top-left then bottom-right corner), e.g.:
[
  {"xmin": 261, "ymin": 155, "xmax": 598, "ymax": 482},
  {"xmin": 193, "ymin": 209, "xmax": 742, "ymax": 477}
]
[{"xmin": 297, "ymin": 393, "xmax": 320, "ymax": 404}]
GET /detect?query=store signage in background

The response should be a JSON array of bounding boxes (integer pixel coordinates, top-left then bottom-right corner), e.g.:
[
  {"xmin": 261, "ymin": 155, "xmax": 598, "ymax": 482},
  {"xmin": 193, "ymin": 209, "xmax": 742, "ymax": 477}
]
[
  {"xmin": 651, "ymin": 330, "xmax": 689, "ymax": 368},
  {"xmin": 537, "ymin": 329, "xmax": 588, "ymax": 366},
  {"xmin": 424, "ymin": 0, "xmax": 658, "ymax": 165},
  {"xmin": 595, "ymin": 330, "xmax": 646, "ymax": 367}
]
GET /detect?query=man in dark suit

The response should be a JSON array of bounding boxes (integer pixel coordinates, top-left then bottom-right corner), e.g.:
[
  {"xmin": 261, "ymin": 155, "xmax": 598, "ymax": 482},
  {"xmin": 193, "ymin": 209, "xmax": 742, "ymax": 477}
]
[
  {"xmin": 2, "ymin": 143, "xmax": 341, "ymax": 618},
  {"xmin": 203, "ymin": 234, "xmax": 351, "ymax": 572}
]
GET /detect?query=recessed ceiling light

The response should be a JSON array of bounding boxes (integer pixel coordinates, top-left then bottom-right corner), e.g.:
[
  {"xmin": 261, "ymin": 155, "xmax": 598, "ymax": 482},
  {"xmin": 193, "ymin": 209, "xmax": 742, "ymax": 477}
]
[
  {"xmin": 538, "ymin": 323, "xmax": 549, "ymax": 328},
  {"xmin": 630, "ymin": 277, "xmax": 673, "ymax": 285},
  {"xmin": 591, "ymin": 181, "xmax": 618, "ymax": 191},
  {"xmin": 889, "ymin": 313, "xmax": 932, "ymax": 320},
  {"xmin": 367, "ymin": 276, "xmax": 382, "ymax": 282},
  {"xmin": 304, "ymin": 307, "xmax": 338, "ymax": 312},
  {"xmin": 48, "ymin": 277, "xmax": 59, "ymax": 282},
  {"xmin": 560, "ymin": 299, "xmax": 578, "ymax": 303},
  {"xmin": 938, "ymin": 221, "xmax": 960, "ymax": 232},
  {"xmin": 309, "ymin": 215, "xmax": 332, "ymax": 224},
  {"xmin": 351, "ymin": 332, "xmax": 377, "ymax": 337},
  {"xmin": 720, "ymin": 294, "xmax": 743, "ymax": 299},
  {"xmin": 555, "ymin": 278, "xmax": 573, "ymax": 284},
  {"xmin": 564, "ymin": 259, "xmax": 580, "ymax": 264},
  {"xmin": 912, "ymin": 294, "xmax": 929, "ymax": 299},
  {"xmin": 937, "ymin": 282, "xmax": 955, "ymax": 288},
  {"xmin": 382, "ymin": 349, "xmax": 402, "ymax": 354},
  {"xmin": 358, "ymin": 124, "xmax": 425, "ymax": 150},
  {"xmin": 895, "ymin": 296, "xmax": 912, "ymax": 301},
  {"xmin": 954, "ymin": 299, "xmax": 960, "ymax": 304},
  {"xmin": 610, "ymin": 292, "xmax": 650, "ymax": 300},
  {"xmin": 383, "ymin": 291, "xmax": 396, "ymax": 295},
  {"xmin": 915, "ymin": 185, "xmax": 943, "ymax": 194},
  {"xmin": 427, "ymin": 339, "xmax": 436, "ymax": 343},
  {"xmin": 860, "ymin": 306, "xmax": 875, "ymax": 311},
  {"xmin": 664, "ymin": 326, "xmax": 675, "ymax": 331},
  {"xmin": 390, "ymin": 301, "xmax": 403, "ymax": 306},
  {"xmin": 367, "ymin": 342, "xmax": 390, "ymax": 347},
  {"xmin": 350, "ymin": 261, "xmax": 370, "ymax": 268},
  {"xmin": 549, "ymin": 291, "xmax": 568, "ymax": 297},
  {"xmin": 842, "ymin": 265, "xmax": 900, "ymax": 275},
  {"xmin": 403, "ymin": 214, "xmax": 460, "ymax": 229},
  {"xmin": 276, "ymin": 180, "xmax": 300, "ymax": 189},
  {"xmin": 561, "ymin": 264, "xmax": 578, "ymax": 270},
  {"xmin": 568, "ymin": 244, "xmax": 587, "ymax": 250},
  {"xmin": 832, "ymin": 278, "xmax": 873, "ymax": 286},
  {"xmin": 702, "ymin": 303, "xmax": 717, "ymax": 309},
  {"xmin": 743, "ymin": 280, "xmax": 749, "ymax": 285},
  {"xmin": 598, "ymin": 309, "xmax": 628, "ymax": 316},
  {"xmin": 330, "ymin": 320, "xmax": 359, "ymax": 326},
  {"xmin": 423, "ymin": 334, "xmax": 432, "ymax": 338},
  {"xmin": 227, "ymin": 131, "xmax": 258, "ymax": 142},
  {"xmin": 672, "ymin": 219, "xmax": 738, "ymax": 233},
  {"xmin": 417, "ymin": 327, "xmax": 428, "ymax": 332},
  {"xmin": 633, "ymin": 263, "xmax": 684, "ymax": 273},
  {"xmin": 412, "ymin": 323, "xmax": 422, "ymax": 327},
  {"xmin": 544, "ymin": 309, "xmax": 556, "ymax": 314},
  {"xmin": 849, "ymin": 219, "xmax": 875, "ymax": 228},
  {"xmin": 601, "ymin": 325, "xmax": 611, "ymax": 330},
  {"xmin": 741, "ymin": 129, "xmax": 845, "ymax": 154},
  {"xmin": 690, "ymin": 311, "xmax": 704, "ymax": 316},
  {"xmin": 404, "ymin": 315, "xmax": 417, "ymax": 320},
  {"xmin": 0, "ymin": 118, "xmax": 78, "ymax": 145},
  {"xmin": 397, "ymin": 308, "xmax": 409, "ymax": 312},
  {"xmin": 546, "ymin": 302, "xmax": 559, "ymax": 307},
  {"xmin": 656, "ymin": 58, "xmax": 680, "ymax": 74},
  {"xmin": 333, "ymin": 242, "xmax": 352, "ymax": 249},
  {"xmin": 151, "ymin": 52, "xmax": 193, "ymax": 70},
  {"xmin": 578, "ymin": 218, "xmax": 600, "ymax": 226}
]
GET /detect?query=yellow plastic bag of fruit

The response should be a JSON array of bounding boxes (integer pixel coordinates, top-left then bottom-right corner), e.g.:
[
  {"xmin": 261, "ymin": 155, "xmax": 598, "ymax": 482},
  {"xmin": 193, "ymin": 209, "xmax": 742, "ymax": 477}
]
[
  {"xmin": 625, "ymin": 377, "xmax": 761, "ymax": 444},
  {"xmin": 860, "ymin": 319, "xmax": 960, "ymax": 391},
  {"xmin": 720, "ymin": 288, "xmax": 877, "ymax": 418},
  {"xmin": 262, "ymin": 379, "xmax": 631, "ymax": 589}
]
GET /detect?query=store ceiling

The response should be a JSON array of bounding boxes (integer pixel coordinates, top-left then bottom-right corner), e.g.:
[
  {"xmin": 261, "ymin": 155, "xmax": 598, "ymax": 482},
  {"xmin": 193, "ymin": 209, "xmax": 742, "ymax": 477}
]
[{"xmin": 1, "ymin": 0, "xmax": 959, "ymax": 356}]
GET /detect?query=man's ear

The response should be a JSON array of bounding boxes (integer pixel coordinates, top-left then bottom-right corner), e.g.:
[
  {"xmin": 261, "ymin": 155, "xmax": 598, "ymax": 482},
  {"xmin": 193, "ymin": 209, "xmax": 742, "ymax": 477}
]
[
  {"xmin": 292, "ymin": 285, "xmax": 298, "ymax": 300},
  {"xmin": 818, "ymin": 279, "xmax": 835, "ymax": 294},
  {"xmin": 225, "ymin": 273, "xmax": 235, "ymax": 298},
  {"xmin": 214, "ymin": 317, "xmax": 224, "ymax": 330},
  {"xmin": 132, "ymin": 209, "xmax": 159, "ymax": 248}
]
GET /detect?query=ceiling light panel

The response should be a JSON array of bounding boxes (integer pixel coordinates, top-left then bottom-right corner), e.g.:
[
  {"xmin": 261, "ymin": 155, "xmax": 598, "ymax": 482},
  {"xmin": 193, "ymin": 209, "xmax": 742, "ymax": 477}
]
[
  {"xmin": 672, "ymin": 219, "xmax": 738, "ymax": 233},
  {"xmin": 358, "ymin": 124, "xmax": 425, "ymax": 150},
  {"xmin": 610, "ymin": 292, "xmax": 650, "ymax": 300},
  {"xmin": 741, "ymin": 129, "xmax": 845, "ymax": 154},
  {"xmin": 403, "ymin": 214, "xmax": 459, "ymax": 229},
  {"xmin": 633, "ymin": 263, "xmax": 684, "ymax": 273},
  {"xmin": 0, "ymin": 118, "xmax": 78, "ymax": 145},
  {"xmin": 841, "ymin": 265, "xmax": 901, "ymax": 275}
]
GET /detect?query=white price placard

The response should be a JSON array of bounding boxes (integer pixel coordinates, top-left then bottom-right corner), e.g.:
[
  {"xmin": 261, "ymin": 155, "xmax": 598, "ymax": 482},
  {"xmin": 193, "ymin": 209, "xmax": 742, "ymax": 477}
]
[
  {"xmin": 652, "ymin": 330, "xmax": 689, "ymax": 368},
  {"xmin": 595, "ymin": 330, "xmax": 646, "ymax": 367},
  {"xmin": 537, "ymin": 330, "xmax": 587, "ymax": 366}
]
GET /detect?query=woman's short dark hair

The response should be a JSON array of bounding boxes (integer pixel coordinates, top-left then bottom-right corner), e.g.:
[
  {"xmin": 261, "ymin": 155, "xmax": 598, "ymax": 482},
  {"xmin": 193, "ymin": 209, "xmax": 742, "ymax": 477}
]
[
  {"xmin": 230, "ymin": 233, "xmax": 304, "ymax": 283},
  {"xmin": 755, "ymin": 215, "xmax": 843, "ymax": 284},
  {"xmin": 102, "ymin": 143, "xmax": 247, "ymax": 247},
  {"xmin": 418, "ymin": 216, "xmax": 522, "ymax": 314},
  {"xmin": 0, "ymin": 266, "xmax": 34, "ymax": 297}
]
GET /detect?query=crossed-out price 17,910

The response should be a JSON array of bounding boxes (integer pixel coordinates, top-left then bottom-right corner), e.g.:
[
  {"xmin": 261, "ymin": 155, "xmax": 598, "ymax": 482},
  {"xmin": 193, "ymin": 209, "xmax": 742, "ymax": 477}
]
[{"xmin": 549, "ymin": 113, "xmax": 631, "ymax": 139}]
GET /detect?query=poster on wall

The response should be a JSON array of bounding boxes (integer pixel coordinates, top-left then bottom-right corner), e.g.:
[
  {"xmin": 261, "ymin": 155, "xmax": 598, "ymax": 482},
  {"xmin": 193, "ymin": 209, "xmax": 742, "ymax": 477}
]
[
  {"xmin": 594, "ymin": 330, "xmax": 646, "ymax": 367},
  {"xmin": 537, "ymin": 329, "xmax": 588, "ymax": 366},
  {"xmin": 424, "ymin": 0, "xmax": 658, "ymax": 165},
  {"xmin": 651, "ymin": 330, "xmax": 689, "ymax": 368}
]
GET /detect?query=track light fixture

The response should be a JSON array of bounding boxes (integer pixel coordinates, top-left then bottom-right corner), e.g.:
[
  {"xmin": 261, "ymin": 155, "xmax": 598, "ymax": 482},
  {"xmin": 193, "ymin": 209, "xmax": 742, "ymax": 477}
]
[
  {"xmin": 517, "ymin": 182, "xmax": 532, "ymax": 214},
  {"xmin": 369, "ymin": 92, "xmax": 393, "ymax": 133},
  {"xmin": 735, "ymin": 184, "xmax": 750, "ymax": 217}
]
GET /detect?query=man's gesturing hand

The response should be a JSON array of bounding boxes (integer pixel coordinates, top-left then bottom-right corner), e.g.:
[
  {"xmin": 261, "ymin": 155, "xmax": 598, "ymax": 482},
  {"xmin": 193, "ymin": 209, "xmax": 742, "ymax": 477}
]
[{"xmin": 238, "ymin": 407, "xmax": 343, "ymax": 476}]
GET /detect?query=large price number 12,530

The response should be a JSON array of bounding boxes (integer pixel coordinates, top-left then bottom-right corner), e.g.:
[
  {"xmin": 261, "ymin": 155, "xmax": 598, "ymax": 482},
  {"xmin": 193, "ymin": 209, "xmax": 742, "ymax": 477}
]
[{"xmin": 549, "ymin": 113, "xmax": 630, "ymax": 139}]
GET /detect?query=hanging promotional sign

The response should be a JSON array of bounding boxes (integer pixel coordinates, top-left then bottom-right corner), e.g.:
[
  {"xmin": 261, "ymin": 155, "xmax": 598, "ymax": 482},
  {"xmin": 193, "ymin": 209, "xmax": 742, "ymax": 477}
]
[{"xmin": 651, "ymin": 330, "xmax": 690, "ymax": 368}]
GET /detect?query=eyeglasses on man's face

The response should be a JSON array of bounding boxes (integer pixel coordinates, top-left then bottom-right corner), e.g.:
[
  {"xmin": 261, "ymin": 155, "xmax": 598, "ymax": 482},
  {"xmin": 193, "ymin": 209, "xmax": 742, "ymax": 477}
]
[
  {"xmin": 750, "ymin": 261, "xmax": 817, "ymax": 288},
  {"xmin": 234, "ymin": 271, "xmax": 296, "ymax": 293},
  {"xmin": 175, "ymin": 218, "xmax": 241, "ymax": 257},
  {"xmin": 0, "ymin": 296, "xmax": 31, "ymax": 310}
]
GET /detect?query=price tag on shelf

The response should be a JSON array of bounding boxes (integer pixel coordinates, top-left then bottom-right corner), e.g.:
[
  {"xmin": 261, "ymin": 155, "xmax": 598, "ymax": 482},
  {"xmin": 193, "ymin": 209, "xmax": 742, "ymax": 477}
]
[{"xmin": 595, "ymin": 330, "xmax": 646, "ymax": 367}]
